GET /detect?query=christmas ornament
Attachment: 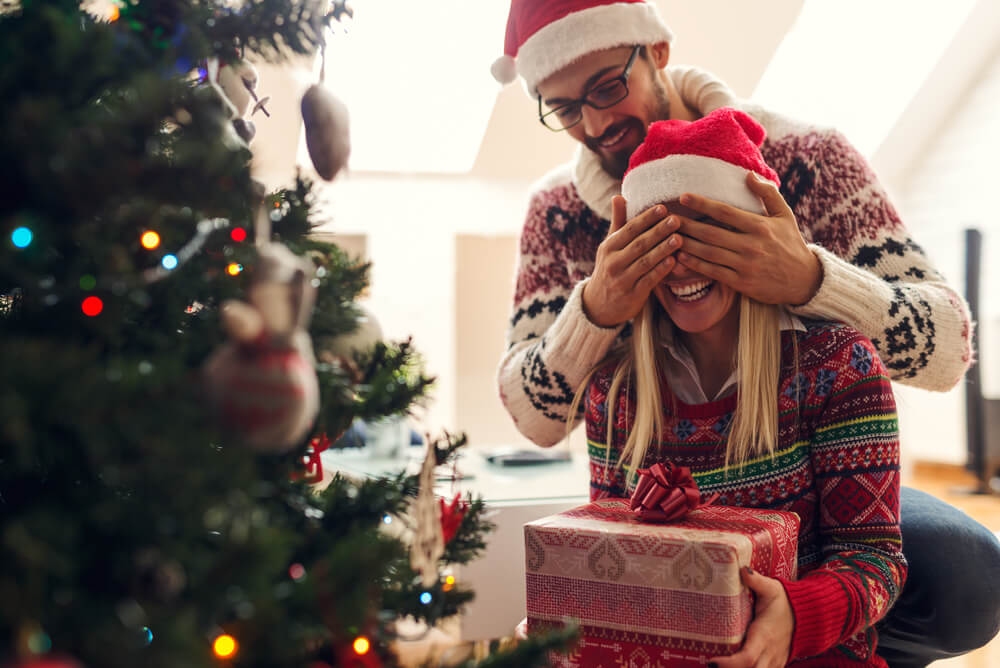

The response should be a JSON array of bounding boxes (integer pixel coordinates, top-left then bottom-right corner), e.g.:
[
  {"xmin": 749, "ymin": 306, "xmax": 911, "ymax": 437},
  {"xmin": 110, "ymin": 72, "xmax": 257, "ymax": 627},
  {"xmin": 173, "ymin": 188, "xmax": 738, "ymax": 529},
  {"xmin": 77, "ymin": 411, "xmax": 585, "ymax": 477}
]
[
  {"xmin": 203, "ymin": 207, "xmax": 320, "ymax": 453},
  {"xmin": 301, "ymin": 83, "xmax": 351, "ymax": 181},
  {"xmin": 292, "ymin": 433, "xmax": 331, "ymax": 484},
  {"xmin": 216, "ymin": 59, "xmax": 260, "ymax": 120},
  {"xmin": 202, "ymin": 57, "xmax": 271, "ymax": 145},
  {"xmin": 409, "ymin": 442, "xmax": 444, "ymax": 587},
  {"xmin": 438, "ymin": 493, "xmax": 469, "ymax": 545}
]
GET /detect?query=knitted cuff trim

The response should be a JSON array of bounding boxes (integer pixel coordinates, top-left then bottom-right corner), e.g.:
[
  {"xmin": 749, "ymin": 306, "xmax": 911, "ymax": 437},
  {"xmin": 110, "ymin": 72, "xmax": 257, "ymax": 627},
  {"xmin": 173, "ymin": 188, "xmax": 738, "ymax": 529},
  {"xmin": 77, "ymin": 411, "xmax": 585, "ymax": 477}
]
[
  {"xmin": 787, "ymin": 245, "xmax": 894, "ymax": 326},
  {"xmin": 545, "ymin": 280, "xmax": 624, "ymax": 374},
  {"xmin": 781, "ymin": 573, "xmax": 853, "ymax": 659}
]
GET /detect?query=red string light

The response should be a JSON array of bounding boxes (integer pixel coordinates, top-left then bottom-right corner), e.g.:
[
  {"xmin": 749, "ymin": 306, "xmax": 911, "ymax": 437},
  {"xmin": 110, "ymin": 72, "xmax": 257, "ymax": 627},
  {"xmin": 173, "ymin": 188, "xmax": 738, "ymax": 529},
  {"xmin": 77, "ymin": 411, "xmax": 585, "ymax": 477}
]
[{"xmin": 81, "ymin": 296, "xmax": 104, "ymax": 317}]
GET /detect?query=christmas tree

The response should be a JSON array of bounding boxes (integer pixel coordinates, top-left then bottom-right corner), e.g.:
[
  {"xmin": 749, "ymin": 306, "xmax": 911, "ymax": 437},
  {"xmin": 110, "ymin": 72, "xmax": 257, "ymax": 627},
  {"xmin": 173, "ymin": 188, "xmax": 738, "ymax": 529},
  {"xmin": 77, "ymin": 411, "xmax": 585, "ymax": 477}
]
[{"xmin": 0, "ymin": 2, "xmax": 572, "ymax": 666}]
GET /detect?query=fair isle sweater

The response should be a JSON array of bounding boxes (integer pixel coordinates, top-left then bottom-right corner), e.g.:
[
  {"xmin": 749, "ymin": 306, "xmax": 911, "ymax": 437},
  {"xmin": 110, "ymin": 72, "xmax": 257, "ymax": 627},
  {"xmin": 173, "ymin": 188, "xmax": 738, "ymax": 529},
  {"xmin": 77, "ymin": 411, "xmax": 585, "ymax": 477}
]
[
  {"xmin": 586, "ymin": 321, "xmax": 906, "ymax": 667},
  {"xmin": 497, "ymin": 66, "xmax": 972, "ymax": 447}
]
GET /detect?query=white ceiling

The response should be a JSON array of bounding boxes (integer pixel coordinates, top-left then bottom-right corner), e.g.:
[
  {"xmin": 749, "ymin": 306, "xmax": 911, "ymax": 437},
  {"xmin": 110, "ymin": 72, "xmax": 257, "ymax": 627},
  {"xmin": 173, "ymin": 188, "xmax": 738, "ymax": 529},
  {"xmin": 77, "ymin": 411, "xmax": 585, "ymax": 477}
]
[{"xmin": 249, "ymin": 0, "xmax": 1000, "ymax": 193}]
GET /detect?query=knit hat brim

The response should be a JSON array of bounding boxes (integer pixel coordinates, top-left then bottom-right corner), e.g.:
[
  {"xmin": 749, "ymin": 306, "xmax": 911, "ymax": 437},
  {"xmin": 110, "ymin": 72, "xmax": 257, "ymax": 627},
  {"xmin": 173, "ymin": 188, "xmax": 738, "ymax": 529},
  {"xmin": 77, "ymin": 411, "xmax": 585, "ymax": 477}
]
[
  {"xmin": 622, "ymin": 154, "xmax": 766, "ymax": 220},
  {"xmin": 511, "ymin": 3, "xmax": 673, "ymax": 95}
]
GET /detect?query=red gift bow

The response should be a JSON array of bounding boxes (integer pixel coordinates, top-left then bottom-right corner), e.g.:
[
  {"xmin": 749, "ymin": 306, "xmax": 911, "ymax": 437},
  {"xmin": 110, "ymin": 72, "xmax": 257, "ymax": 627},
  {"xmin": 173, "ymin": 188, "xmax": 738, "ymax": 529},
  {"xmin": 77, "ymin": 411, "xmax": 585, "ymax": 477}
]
[{"xmin": 629, "ymin": 462, "xmax": 719, "ymax": 522}]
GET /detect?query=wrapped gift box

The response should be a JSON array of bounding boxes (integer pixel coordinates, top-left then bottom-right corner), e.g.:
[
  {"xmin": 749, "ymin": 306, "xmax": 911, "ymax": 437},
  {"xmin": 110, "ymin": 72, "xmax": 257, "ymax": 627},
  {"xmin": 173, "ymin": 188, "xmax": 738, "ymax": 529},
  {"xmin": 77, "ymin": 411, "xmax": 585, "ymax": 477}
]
[{"xmin": 525, "ymin": 498, "xmax": 800, "ymax": 667}]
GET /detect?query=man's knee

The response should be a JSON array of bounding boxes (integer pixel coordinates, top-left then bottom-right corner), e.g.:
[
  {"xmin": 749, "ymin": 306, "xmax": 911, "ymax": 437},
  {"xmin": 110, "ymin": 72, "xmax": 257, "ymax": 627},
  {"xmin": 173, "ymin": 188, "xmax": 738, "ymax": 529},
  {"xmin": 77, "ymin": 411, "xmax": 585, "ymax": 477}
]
[{"xmin": 899, "ymin": 487, "xmax": 1000, "ymax": 651}]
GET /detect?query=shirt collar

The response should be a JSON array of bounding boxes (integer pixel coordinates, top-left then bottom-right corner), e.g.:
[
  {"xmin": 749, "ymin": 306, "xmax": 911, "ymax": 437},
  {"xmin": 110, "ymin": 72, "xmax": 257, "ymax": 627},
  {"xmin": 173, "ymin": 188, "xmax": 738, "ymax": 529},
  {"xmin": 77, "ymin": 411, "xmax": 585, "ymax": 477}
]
[{"xmin": 657, "ymin": 311, "xmax": 805, "ymax": 403}]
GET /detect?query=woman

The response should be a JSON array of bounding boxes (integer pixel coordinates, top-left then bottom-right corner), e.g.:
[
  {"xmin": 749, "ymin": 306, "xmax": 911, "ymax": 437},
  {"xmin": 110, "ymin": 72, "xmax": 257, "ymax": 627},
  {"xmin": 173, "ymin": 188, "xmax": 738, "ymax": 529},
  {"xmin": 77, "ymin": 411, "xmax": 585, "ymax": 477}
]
[{"xmin": 577, "ymin": 108, "xmax": 906, "ymax": 668}]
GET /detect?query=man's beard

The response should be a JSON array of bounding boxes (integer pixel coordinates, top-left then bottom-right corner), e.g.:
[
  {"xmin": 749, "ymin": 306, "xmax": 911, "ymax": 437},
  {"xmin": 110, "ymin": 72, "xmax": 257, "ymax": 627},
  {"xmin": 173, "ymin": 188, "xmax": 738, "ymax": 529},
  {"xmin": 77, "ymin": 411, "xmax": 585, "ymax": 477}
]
[{"xmin": 588, "ymin": 77, "xmax": 672, "ymax": 180}]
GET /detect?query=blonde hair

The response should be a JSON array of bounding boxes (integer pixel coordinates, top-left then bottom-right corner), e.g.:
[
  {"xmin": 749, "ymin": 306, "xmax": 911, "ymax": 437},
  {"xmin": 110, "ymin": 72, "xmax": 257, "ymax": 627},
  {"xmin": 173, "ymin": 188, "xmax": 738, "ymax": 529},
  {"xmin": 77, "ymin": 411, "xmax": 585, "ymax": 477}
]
[{"xmin": 569, "ymin": 294, "xmax": 791, "ymax": 479}]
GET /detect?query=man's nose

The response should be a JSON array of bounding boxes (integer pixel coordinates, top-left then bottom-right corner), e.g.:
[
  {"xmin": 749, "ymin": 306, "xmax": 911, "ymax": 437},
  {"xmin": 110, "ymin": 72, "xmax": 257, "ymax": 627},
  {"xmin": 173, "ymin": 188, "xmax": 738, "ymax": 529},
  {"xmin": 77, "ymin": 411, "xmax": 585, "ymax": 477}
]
[{"xmin": 581, "ymin": 104, "xmax": 612, "ymax": 140}]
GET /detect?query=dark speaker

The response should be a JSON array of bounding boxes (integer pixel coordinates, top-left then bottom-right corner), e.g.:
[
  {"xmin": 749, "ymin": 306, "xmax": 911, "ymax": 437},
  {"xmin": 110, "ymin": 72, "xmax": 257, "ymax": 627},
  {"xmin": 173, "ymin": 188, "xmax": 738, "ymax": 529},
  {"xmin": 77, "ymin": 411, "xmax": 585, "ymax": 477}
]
[{"xmin": 963, "ymin": 228, "xmax": 1000, "ymax": 492}]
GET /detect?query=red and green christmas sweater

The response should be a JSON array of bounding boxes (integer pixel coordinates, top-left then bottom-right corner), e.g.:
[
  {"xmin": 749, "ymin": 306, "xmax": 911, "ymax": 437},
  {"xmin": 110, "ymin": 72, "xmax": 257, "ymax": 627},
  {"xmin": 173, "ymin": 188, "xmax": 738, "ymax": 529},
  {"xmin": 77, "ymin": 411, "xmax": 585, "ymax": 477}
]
[{"xmin": 586, "ymin": 321, "xmax": 907, "ymax": 668}]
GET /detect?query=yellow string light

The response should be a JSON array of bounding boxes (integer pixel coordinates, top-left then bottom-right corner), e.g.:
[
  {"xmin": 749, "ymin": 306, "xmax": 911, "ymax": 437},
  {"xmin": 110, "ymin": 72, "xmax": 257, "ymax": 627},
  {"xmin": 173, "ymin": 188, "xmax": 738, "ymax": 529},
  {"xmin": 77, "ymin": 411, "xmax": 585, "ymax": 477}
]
[
  {"xmin": 213, "ymin": 634, "xmax": 238, "ymax": 659},
  {"xmin": 140, "ymin": 231, "xmax": 161, "ymax": 250},
  {"xmin": 352, "ymin": 636, "xmax": 371, "ymax": 655},
  {"xmin": 226, "ymin": 263, "xmax": 242, "ymax": 276}
]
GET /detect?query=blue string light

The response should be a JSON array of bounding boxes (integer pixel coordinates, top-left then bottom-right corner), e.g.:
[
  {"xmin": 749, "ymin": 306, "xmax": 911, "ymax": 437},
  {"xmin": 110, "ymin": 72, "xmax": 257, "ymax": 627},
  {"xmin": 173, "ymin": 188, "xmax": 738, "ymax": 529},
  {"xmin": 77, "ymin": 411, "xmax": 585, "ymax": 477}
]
[
  {"xmin": 161, "ymin": 254, "xmax": 179, "ymax": 270},
  {"xmin": 11, "ymin": 227, "xmax": 33, "ymax": 248},
  {"xmin": 419, "ymin": 591, "xmax": 432, "ymax": 605}
]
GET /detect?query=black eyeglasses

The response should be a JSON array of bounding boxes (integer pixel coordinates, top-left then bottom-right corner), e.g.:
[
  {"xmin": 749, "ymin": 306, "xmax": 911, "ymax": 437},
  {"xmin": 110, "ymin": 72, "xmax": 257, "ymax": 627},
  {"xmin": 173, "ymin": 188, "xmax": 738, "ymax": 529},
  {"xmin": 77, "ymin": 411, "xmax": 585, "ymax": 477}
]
[{"xmin": 538, "ymin": 46, "xmax": 641, "ymax": 132}]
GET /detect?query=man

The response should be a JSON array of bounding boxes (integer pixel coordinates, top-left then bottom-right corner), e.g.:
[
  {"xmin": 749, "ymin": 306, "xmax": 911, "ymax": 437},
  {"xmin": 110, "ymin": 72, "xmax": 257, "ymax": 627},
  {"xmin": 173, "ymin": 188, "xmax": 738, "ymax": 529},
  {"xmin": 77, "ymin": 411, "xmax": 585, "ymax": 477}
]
[{"xmin": 492, "ymin": 1, "xmax": 1000, "ymax": 666}]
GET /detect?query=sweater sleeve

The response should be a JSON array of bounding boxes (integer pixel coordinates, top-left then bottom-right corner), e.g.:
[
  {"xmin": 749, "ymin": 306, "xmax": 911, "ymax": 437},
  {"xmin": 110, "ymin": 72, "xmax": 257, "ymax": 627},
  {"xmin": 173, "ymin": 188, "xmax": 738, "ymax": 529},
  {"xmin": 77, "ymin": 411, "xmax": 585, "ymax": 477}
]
[
  {"xmin": 785, "ymin": 130, "xmax": 972, "ymax": 392},
  {"xmin": 781, "ymin": 329, "xmax": 907, "ymax": 660},
  {"xmin": 496, "ymin": 186, "xmax": 624, "ymax": 447}
]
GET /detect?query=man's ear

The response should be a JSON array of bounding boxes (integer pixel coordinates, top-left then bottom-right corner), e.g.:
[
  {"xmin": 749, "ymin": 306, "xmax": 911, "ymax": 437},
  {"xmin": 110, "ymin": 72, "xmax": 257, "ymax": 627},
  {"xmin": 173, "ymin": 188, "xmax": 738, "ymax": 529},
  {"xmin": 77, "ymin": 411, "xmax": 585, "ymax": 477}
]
[{"xmin": 648, "ymin": 41, "xmax": 670, "ymax": 68}]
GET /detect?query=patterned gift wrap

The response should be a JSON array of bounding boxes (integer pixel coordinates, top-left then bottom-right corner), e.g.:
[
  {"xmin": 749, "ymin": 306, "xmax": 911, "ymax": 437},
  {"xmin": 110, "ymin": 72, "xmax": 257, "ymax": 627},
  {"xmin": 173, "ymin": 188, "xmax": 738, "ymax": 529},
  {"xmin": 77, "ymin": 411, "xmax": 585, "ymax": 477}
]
[{"xmin": 525, "ymin": 499, "xmax": 800, "ymax": 667}]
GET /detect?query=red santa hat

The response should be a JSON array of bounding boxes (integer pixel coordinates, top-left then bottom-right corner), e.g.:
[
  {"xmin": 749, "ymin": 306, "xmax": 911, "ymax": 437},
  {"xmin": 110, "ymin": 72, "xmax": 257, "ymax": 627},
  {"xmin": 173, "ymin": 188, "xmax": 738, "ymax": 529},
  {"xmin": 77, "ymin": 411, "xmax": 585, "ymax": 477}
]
[
  {"xmin": 622, "ymin": 107, "xmax": 781, "ymax": 219},
  {"xmin": 491, "ymin": 0, "xmax": 674, "ymax": 95}
]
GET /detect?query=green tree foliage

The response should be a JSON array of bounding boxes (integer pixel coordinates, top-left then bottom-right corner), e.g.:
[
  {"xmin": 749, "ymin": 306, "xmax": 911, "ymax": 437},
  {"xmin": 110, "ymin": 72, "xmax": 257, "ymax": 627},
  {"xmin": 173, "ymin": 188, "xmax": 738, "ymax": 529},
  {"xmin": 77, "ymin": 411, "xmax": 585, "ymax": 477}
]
[{"xmin": 0, "ymin": 2, "xmax": 570, "ymax": 666}]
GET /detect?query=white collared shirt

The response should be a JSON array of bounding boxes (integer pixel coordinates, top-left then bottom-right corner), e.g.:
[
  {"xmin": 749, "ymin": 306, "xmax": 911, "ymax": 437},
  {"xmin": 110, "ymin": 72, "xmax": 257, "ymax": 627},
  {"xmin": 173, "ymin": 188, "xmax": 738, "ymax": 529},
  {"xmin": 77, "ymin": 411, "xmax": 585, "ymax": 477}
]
[{"xmin": 659, "ymin": 311, "xmax": 807, "ymax": 404}]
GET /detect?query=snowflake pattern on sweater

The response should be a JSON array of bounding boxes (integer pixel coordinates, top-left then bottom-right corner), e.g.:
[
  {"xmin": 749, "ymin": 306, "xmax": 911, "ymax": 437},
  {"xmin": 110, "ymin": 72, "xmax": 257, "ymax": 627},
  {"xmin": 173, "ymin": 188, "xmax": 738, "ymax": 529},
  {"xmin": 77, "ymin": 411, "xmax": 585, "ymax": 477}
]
[
  {"xmin": 586, "ymin": 322, "xmax": 906, "ymax": 667},
  {"xmin": 497, "ymin": 68, "xmax": 972, "ymax": 448}
]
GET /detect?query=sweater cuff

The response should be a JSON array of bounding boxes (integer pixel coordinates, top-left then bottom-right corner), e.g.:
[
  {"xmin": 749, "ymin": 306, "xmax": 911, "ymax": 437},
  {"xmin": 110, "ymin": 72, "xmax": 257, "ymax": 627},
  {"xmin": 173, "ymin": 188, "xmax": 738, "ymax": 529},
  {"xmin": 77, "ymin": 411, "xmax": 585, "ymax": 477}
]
[
  {"xmin": 545, "ymin": 279, "xmax": 625, "ymax": 374},
  {"xmin": 781, "ymin": 572, "xmax": 852, "ymax": 659},
  {"xmin": 787, "ymin": 245, "xmax": 894, "ymax": 327}
]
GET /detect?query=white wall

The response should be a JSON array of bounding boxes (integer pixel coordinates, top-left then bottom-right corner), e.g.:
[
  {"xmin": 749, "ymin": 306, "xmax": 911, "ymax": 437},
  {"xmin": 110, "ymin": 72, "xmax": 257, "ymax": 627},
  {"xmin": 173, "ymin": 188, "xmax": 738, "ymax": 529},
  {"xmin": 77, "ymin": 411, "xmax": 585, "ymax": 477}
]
[
  {"xmin": 890, "ymin": 48, "xmax": 1000, "ymax": 465},
  {"xmin": 310, "ymin": 174, "xmax": 535, "ymax": 443}
]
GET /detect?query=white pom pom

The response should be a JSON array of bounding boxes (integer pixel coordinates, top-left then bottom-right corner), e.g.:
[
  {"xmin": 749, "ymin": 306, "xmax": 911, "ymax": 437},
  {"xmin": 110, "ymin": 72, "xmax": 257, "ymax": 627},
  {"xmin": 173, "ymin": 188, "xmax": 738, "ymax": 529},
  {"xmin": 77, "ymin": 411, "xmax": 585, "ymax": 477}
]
[{"xmin": 490, "ymin": 55, "xmax": 518, "ymax": 85}]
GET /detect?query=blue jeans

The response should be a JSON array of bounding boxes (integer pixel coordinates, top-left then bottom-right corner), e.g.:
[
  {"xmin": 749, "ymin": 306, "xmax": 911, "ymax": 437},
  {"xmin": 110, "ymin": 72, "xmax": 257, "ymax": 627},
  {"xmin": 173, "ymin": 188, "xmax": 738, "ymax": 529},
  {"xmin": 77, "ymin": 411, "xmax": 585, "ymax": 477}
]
[{"xmin": 876, "ymin": 487, "xmax": 1000, "ymax": 667}]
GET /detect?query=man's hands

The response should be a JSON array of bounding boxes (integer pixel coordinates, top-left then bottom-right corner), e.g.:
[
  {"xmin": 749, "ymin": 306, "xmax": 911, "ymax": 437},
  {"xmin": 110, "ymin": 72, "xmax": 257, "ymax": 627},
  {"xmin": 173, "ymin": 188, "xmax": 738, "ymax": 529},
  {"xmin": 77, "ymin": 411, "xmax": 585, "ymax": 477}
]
[
  {"xmin": 581, "ymin": 196, "xmax": 682, "ymax": 328},
  {"xmin": 710, "ymin": 567, "xmax": 794, "ymax": 668},
  {"xmin": 674, "ymin": 172, "xmax": 822, "ymax": 307}
]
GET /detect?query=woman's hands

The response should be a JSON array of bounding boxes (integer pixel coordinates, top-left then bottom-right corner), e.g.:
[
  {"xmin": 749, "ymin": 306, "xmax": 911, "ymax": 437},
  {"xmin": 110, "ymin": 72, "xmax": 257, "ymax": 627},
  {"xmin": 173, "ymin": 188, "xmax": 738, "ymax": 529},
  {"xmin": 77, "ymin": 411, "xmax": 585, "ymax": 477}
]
[
  {"xmin": 710, "ymin": 567, "xmax": 794, "ymax": 668},
  {"xmin": 580, "ymin": 196, "xmax": 682, "ymax": 327}
]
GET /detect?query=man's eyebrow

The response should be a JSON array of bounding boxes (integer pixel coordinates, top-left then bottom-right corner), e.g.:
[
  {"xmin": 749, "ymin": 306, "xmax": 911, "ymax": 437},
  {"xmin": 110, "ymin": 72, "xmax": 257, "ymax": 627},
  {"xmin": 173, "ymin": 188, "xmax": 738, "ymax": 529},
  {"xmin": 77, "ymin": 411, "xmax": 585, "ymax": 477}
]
[{"xmin": 542, "ymin": 64, "xmax": 621, "ymax": 107}]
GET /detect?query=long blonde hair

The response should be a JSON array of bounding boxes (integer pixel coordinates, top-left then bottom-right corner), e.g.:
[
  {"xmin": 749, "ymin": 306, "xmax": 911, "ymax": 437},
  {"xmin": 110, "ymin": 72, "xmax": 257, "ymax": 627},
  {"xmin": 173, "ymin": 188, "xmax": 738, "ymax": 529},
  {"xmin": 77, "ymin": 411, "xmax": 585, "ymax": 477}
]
[{"xmin": 569, "ymin": 294, "xmax": 789, "ymax": 477}]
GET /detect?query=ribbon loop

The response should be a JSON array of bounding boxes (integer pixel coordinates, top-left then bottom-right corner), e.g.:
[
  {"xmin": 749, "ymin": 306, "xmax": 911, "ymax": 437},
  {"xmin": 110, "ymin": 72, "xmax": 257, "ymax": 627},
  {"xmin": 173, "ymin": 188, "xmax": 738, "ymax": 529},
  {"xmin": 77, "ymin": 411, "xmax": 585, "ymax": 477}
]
[{"xmin": 628, "ymin": 462, "xmax": 718, "ymax": 522}]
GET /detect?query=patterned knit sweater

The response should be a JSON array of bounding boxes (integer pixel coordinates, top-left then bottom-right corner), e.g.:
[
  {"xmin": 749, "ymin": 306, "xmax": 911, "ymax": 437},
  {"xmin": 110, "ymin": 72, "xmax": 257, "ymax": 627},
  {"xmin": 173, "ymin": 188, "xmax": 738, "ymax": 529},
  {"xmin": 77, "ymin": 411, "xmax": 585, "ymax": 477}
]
[
  {"xmin": 586, "ymin": 321, "xmax": 906, "ymax": 667},
  {"xmin": 497, "ymin": 66, "xmax": 972, "ymax": 447}
]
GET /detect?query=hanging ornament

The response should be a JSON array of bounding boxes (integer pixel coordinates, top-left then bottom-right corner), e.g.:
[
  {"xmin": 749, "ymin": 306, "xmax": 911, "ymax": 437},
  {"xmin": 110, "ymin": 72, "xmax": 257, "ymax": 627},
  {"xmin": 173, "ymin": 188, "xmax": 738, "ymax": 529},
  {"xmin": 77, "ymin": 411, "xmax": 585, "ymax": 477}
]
[
  {"xmin": 202, "ymin": 205, "xmax": 320, "ymax": 453},
  {"xmin": 202, "ymin": 57, "xmax": 271, "ymax": 146},
  {"xmin": 216, "ymin": 59, "xmax": 260, "ymax": 120},
  {"xmin": 301, "ymin": 45, "xmax": 351, "ymax": 181},
  {"xmin": 438, "ymin": 493, "xmax": 469, "ymax": 545},
  {"xmin": 291, "ymin": 433, "xmax": 331, "ymax": 484},
  {"xmin": 409, "ymin": 442, "xmax": 444, "ymax": 587}
]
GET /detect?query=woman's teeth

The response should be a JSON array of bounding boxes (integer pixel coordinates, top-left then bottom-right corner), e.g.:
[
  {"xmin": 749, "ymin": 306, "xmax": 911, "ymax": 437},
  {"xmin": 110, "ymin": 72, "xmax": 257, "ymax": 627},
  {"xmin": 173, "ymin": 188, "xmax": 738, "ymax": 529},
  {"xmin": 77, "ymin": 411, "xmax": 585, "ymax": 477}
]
[{"xmin": 670, "ymin": 280, "xmax": 713, "ymax": 302}]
